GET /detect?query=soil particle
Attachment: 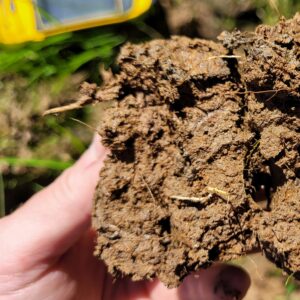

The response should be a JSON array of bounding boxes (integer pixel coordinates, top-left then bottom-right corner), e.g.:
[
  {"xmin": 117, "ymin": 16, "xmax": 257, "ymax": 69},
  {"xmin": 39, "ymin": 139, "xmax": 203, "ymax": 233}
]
[{"xmin": 91, "ymin": 14, "xmax": 300, "ymax": 287}]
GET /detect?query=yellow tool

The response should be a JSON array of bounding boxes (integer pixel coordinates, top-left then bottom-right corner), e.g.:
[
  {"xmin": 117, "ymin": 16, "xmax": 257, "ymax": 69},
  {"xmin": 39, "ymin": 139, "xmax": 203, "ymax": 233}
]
[{"xmin": 0, "ymin": 0, "xmax": 152, "ymax": 44}]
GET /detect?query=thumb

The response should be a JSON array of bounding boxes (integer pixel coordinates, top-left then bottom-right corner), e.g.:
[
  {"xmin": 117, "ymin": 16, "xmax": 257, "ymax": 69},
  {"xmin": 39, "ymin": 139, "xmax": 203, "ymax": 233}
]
[{"xmin": 0, "ymin": 135, "xmax": 108, "ymax": 271}]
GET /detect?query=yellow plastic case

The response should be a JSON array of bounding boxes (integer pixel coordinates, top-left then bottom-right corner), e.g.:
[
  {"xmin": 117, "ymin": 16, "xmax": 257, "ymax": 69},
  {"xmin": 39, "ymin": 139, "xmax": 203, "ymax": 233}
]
[{"xmin": 0, "ymin": 0, "xmax": 152, "ymax": 44}]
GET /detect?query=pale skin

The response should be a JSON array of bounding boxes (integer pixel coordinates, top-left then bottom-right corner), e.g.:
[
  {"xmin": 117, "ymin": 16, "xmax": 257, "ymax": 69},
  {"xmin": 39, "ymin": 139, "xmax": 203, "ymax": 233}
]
[{"xmin": 0, "ymin": 136, "xmax": 250, "ymax": 300}]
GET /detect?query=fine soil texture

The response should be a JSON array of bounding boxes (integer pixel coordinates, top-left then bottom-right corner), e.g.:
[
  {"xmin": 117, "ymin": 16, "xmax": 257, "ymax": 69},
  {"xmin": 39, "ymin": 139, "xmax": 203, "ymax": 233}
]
[{"xmin": 88, "ymin": 15, "xmax": 300, "ymax": 288}]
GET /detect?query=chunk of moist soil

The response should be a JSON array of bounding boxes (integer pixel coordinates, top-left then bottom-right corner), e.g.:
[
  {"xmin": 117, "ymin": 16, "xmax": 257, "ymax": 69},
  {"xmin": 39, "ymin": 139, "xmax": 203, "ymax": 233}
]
[{"xmin": 90, "ymin": 15, "xmax": 300, "ymax": 288}]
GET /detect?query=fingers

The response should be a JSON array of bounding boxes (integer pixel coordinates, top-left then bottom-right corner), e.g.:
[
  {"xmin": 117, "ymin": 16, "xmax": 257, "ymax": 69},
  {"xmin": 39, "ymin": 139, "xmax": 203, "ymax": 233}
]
[
  {"xmin": 0, "ymin": 135, "xmax": 108, "ymax": 271},
  {"xmin": 147, "ymin": 263, "xmax": 250, "ymax": 300}
]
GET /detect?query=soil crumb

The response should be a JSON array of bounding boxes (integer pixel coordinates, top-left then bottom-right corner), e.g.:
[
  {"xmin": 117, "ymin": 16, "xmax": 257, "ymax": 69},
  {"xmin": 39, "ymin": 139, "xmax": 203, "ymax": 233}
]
[{"xmin": 91, "ymin": 15, "xmax": 300, "ymax": 288}]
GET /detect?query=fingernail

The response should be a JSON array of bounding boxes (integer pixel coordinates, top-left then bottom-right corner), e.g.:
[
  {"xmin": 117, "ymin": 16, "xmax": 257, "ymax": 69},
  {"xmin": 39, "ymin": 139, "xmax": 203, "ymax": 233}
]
[{"xmin": 213, "ymin": 265, "xmax": 250, "ymax": 300}]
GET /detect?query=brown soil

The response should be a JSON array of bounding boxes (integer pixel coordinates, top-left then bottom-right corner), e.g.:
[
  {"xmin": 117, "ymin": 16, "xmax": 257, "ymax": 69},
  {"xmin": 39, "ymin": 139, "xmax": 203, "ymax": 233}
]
[{"xmin": 89, "ymin": 15, "xmax": 300, "ymax": 288}]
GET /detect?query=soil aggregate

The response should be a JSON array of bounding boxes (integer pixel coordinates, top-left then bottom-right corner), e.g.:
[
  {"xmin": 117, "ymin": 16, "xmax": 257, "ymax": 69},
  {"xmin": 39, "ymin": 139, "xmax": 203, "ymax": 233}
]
[{"xmin": 88, "ymin": 15, "xmax": 300, "ymax": 288}]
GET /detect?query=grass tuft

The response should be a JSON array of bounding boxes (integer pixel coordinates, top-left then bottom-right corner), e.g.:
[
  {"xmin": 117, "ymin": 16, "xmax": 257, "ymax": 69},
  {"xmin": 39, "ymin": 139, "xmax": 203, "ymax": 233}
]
[{"xmin": 0, "ymin": 29, "xmax": 125, "ymax": 86}]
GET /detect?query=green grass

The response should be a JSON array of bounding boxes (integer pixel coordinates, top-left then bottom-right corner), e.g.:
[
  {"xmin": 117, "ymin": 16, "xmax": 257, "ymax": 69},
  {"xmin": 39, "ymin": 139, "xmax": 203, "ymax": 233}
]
[
  {"xmin": 0, "ymin": 157, "xmax": 73, "ymax": 171},
  {"xmin": 0, "ymin": 24, "xmax": 129, "ymax": 210},
  {"xmin": 0, "ymin": 29, "xmax": 125, "ymax": 86}
]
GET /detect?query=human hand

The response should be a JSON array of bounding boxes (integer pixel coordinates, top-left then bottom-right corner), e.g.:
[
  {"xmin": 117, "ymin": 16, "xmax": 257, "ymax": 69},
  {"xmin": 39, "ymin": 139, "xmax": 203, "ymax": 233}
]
[{"xmin": 0, "ymin": 136, "xmax": 250, "ymax": 300}]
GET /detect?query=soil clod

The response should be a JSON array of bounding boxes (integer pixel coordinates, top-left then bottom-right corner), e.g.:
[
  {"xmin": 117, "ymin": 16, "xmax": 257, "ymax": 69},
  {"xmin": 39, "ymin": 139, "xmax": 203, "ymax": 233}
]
[{"xmin": 91, "ymin": 15, "xmax": 300, "ymax": 287}]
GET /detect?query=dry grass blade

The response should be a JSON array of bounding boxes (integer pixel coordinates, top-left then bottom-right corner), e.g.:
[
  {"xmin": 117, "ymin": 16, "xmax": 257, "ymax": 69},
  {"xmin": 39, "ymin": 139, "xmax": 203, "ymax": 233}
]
[
  {"xmin": 171, "ymin": 195, "xmax": 208, "ymax": 202},
  {"xmin": 43, "ymin": 96, "xmax": 93, "ymax": 116},
  {"xmin": 268, "ymin": 0, "xmax": 280, "ymax": 16},
  {"xmin": 208, "ymin": 55, "xmax": 241, "ymax": 60},
  {"xmin": 141, "ymin": 176, "xmax": 156, "ymax": 203},
  {"xmin": 70, "ymin": 117, "xmax": 99, "ymax": 133}
]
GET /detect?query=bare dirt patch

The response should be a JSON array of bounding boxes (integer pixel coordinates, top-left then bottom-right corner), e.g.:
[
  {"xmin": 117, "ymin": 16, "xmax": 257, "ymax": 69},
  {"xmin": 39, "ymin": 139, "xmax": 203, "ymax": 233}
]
[{"xmin": 88, "ymin": 15, "xmax": 300, "ymax": 288}]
